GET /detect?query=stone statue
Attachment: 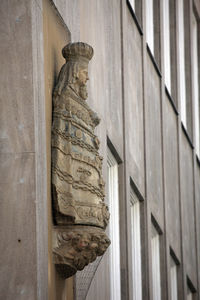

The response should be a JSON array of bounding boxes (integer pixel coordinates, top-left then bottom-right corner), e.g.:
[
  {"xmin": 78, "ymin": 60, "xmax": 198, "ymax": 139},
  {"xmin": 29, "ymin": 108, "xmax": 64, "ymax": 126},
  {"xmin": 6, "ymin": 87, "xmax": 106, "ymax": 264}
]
[{"xmin": 51, "ymin": 42, "xmax": 110, "ymax": 278}]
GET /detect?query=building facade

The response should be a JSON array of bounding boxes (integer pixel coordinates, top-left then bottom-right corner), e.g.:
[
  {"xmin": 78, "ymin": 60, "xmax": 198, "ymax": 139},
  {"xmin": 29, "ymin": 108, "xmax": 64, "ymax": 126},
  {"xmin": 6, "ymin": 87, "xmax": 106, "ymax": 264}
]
[{"xmin": 0, "ymin": 0, "xmax": 200, "ymax": 299}]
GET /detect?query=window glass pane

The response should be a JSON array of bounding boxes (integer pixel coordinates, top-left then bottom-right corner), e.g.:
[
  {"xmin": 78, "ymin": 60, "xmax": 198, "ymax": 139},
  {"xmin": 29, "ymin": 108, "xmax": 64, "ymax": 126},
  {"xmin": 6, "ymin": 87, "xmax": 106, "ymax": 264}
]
[
  {"xmin": 107, "ymin": 148, "xmax": 121, "ymax": 300},
  {"xmin": 151, "ymin": 224, "xmax": 161, "ymax": 300},
  {"xmin": 146, "ymin": 0, "xmax": 154, "ymax": 54},
  {"xmin": 130, "ymin": 188, "xmax": 142, "ymax": 300}
]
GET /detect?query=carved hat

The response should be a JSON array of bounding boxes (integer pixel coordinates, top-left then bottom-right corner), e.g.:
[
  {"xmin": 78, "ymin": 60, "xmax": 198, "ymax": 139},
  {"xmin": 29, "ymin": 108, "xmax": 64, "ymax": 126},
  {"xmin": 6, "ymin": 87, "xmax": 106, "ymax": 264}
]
[{"xmin": 62, "ymin": 42, "xmax": 94, "ymax": 63}]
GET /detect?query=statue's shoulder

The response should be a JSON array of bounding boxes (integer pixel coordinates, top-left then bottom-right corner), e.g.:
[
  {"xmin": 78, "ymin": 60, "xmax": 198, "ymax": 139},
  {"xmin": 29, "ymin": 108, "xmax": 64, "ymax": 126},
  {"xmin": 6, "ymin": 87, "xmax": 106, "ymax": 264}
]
[{"xmin": 53, "ymin": 86, "xmax": 73, "ymax": 109}]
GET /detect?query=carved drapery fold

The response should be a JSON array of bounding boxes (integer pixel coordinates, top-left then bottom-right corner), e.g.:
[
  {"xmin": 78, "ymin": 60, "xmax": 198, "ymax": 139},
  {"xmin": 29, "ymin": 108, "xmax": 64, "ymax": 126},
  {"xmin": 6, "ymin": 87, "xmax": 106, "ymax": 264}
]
[{"xmin": 51, "ymin": 42, "xmax": 110, "ymax": 278}]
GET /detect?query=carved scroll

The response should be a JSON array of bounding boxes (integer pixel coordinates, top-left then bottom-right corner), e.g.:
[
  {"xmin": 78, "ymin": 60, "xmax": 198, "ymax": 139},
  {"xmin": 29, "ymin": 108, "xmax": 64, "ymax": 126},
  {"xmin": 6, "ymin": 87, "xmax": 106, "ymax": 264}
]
[{"xmin": 52, "ymin": 42, "xmax": 110, "ymax": 278}]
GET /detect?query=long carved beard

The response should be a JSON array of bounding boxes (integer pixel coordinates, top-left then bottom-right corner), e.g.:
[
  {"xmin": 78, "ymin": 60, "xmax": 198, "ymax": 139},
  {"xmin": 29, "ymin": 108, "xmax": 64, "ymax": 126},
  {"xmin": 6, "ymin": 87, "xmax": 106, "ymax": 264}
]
[{"xmin": 79, "ymin": 85, "xmax": 88, "ymax": 100}]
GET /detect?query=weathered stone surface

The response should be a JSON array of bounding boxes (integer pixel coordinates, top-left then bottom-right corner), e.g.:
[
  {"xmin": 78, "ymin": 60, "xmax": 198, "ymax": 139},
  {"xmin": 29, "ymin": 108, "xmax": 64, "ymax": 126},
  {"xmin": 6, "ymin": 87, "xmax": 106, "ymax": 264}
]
[
  {"xmin": 52, "ymin": 42, "xmax": 110, "ymax": 278},
  {"xmin": 53, "ymin": 226, "xmax": 110, "ymax": 278}
]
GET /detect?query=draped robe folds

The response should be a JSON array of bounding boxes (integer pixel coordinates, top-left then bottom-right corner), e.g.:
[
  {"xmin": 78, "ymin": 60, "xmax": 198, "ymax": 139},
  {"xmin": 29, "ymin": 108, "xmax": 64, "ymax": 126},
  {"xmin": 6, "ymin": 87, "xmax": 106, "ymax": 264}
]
[{"xmin": 52, "ymin": 83, "xmax": 109, "ymax": 229}]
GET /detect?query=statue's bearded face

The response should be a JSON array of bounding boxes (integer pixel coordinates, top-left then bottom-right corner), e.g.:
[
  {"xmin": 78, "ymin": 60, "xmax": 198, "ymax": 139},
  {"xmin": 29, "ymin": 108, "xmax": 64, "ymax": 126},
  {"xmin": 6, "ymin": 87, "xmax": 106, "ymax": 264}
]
[
  {"xmin": 77, "ymin": 68, "xmax": 89, "ymax": 85},
  {"xmin": 76, "ymin": 66, "xmax": 89, "ymax": 100}
]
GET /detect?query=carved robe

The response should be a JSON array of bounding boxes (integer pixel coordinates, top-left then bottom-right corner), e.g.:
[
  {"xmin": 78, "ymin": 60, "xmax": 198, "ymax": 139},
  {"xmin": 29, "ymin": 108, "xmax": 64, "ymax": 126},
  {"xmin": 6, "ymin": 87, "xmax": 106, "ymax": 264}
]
[{"xmin": 52, "ymin": 85, "xmax": 109, "ymax": 229}]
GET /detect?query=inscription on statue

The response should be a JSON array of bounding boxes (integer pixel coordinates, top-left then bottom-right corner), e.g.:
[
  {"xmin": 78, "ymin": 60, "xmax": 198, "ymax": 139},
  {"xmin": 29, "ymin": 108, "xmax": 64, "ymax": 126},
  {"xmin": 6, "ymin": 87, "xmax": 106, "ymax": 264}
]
[{"xmin": 52, "ymin": 42, "xmax": 110, "ymax": 278}]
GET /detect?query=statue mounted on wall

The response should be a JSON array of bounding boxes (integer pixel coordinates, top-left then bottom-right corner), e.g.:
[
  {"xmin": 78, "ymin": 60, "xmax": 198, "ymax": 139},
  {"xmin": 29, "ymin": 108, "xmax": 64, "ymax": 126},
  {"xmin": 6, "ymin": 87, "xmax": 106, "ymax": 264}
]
[{"xmin": 51, "ymin": 42, "xmax": 110, "ymax": 278}]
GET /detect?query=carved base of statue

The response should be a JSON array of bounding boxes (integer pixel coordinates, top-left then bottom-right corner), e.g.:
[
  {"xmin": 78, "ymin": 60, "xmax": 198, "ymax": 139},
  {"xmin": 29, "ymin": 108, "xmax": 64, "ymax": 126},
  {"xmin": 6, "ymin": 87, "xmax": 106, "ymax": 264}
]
[
  {"xmin": 55, "ymin": 263, "xmax": 76, "ymax": 279},
  {"xmin": 52, "ymin": 226, "xmax": 110, "ymax": 278}
]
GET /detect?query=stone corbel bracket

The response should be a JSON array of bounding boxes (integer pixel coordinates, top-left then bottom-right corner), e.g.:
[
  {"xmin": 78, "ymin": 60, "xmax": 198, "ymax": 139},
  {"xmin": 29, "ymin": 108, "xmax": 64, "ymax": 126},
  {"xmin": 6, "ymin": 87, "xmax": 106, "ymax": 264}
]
[
  {"xmin": 53, "ymin": 226, "xmax": 110, "ymax": 278},
  {"xmin": 51, "ymin": 42, "xmax": 110, "ymax": 278}
]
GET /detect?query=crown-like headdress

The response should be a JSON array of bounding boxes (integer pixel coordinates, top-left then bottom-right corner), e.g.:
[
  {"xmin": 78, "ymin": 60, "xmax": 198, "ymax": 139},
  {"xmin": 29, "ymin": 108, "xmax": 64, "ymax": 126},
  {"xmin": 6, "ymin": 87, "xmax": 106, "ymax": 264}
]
[{"xmin": 62, "ymin": 42, "xmax": 94, "ymax": 63}]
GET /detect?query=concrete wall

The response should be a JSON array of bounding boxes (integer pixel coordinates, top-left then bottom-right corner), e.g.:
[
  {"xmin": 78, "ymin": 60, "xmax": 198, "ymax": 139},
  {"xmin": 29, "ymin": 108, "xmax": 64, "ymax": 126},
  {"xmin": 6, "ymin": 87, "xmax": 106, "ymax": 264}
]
[
  {"xmin": 0, "ymin": 0, "xmax": 48, "ymax": 299},
  {"xmin": 124, "ymin": 8, "xmax": 144, "ymax": 197},
  {"xmin": 145, "ymin": 54, "xmax": 164, "ymax": 230},
  {"xmin": 163, "ymin": 96, "xmax": 180, "ymax": 260}
]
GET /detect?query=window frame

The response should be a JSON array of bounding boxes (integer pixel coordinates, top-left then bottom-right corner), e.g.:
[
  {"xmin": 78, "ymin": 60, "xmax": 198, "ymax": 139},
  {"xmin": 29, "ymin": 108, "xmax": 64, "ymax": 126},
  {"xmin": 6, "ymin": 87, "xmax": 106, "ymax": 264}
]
[{"xmin": 151, "ymin": 218, "xmax": 162, "ymax": 300}]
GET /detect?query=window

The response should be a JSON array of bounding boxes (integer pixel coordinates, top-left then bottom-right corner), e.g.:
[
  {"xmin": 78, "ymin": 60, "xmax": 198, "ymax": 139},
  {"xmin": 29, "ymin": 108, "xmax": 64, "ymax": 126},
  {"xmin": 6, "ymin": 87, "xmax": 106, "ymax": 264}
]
[
  {"xmin": 163, "ymin": 0, "xmax": 171, "ymax": 92},
  {"xmin": 146, "ymin": 0, "xmax": 154, "ymax": 54},
  {"xmin": 145, "ymin": 0, "xmax": 160, "ymax": 66},
  {"xmin": 130, "ymin": 187, "xmax": 142, "ymax": 300},
  {"xmin": 178, "ymin": 0, "xmax": 187, "ymax": 127},
  {"xmin": 151, "ymin": 222, "xmax": 161, "ymax": 300},
  {"xmin": 107, "ymin": 148, "xmax": 121, "ymax": 300},
  {"xmin": 192, "ymin": 11, "xmax": 200, "ymax": 157},
  {"xmin": 170, "ymin": 255, "xmax": 178, "ymax": 300}
]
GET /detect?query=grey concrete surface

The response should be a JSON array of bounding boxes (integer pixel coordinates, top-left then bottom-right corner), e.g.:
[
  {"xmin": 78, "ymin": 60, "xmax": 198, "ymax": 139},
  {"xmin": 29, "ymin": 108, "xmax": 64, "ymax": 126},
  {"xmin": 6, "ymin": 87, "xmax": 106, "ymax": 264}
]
[{"xmin": 163, "ymin": 96, "xmax": 181, "ymax": 260}]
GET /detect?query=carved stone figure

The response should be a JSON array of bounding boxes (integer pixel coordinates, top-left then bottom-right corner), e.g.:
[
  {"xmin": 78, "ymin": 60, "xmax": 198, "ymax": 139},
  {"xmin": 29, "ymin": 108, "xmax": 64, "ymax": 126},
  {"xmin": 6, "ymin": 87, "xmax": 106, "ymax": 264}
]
[
  {"xmin": 53, "ymin": 227, "xmax": 110, "ymax": 279},
  {"xmin": 52, "ymin": 42, "xmax": 110, "ymax": 278}
]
